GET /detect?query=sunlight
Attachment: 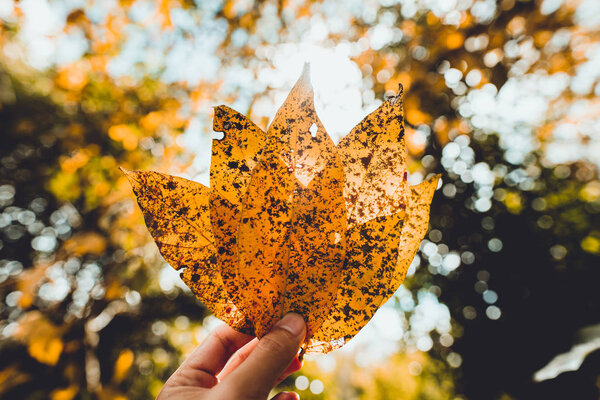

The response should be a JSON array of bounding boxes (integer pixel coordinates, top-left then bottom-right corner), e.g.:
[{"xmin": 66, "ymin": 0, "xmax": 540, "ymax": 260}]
[{"xmin": 255, "ymin": 43, "xmax": 371, "ymax": 143}]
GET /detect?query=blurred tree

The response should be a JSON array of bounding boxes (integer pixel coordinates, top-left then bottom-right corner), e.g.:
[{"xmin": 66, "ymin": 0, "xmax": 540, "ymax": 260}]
[
  {"xmin": 345, "ymin": 0, "xmax": 600, "ymax": 398},
  {"xmin": 422, "ymin": 134, "xmax": 600, "ymax": 399},
  {"xmin": 0, "ymin": 34, "xmax": 209, "ymax": 400}
]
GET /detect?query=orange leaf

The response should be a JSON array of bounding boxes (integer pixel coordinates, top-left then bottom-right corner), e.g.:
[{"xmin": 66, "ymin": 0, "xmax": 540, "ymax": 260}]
[
  {"xmin": 123, "ymin": 65, "xmax": 439, "ymax": 352},
  {"xmin": 237, "ymin": 66, "xmax": 347, "ymax": 339},
  {"xmin": 210, "ymin": 105, "xmax": 266, "ymax": 328},
  {"xmin": 121, "ymin": 168, "xmax": 250, "ymax": 331},
  {"xmin": 337, "ymin": 85, "xmax": 409, "ymax": 227}
]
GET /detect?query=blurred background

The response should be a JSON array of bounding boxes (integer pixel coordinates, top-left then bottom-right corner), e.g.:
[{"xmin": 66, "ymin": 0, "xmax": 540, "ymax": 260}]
[{"xmin": 1, "ymin": 0, "xmax": 599, "ymax": 399}]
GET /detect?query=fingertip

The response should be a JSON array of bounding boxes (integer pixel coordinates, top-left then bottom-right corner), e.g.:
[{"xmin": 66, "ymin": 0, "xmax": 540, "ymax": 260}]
[
  {"xmin": 272, "ymin": 391, "xmax": 300, "ymax": 400},
  {"xmin": 275, "ymin": 313, "xmax": 306, "ymax": 338}
]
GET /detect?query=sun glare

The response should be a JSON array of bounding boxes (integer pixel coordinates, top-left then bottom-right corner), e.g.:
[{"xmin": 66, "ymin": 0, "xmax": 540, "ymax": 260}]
[{"xmin": 256, "ymin": 44, "xmax": 371, "ymax": 144}]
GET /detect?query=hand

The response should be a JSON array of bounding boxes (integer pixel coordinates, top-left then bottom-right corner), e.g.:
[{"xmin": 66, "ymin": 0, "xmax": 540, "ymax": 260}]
[{"xmin": 157, "ymin": 313, "xmax": 306, "ymax": 400}]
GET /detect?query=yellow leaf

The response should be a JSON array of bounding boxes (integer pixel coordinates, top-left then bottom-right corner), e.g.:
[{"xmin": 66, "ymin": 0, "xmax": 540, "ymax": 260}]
[
  {"xmin": 237, "ymin": 65, "xmax": 347, "ymax": 339},
  {"xmin": 312, "ymin": 211, "xmax": 405, "ymax": 351},
  {"xmin": 121, "ymin": 168, "xmax": 250, "ymax": 331},
  {"xmin": 210, "ymin": 105, "xmax": 266, "ymax": 331},
  {"xmin": 312, "ymin": 175, "xmax": 440, "ymax": 352},
  {"xmin": 337, "ymin": 84, "xmax": 409, "ymax": 227},
  {"xmin": 123, "ymin": 64, "xmax": 439, "ymax": 352},
  {"xmin": 389, "ymin": 175, "xmax": 440, "ymax": 294}
]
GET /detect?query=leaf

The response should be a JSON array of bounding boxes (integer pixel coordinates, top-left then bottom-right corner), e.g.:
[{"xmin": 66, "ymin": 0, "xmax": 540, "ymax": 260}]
[
  {"xmin": 310, "ymin": 211, "xmax": 405, "ymax": 351},
  {"xmin": 337, "ymin": 86, "xmax": 409, "ymax": 227},
  {"xmin": 122, "ymin": 168, "xmax": 251, "ymax": 332},
  {"xmin": 210, "ymin": 105, "xmax": 266, "ymax": 325},
  {"xmin": 311, "ymin": 175, "xmax": 440, "ymax": 352},
  {"xmin": 123, "ymin": 65, "xmax": 439, "ymax": 352},
  {"xmin": 388, "ymin": 175, "xmax": 440, "ymax": 296},
  {"xmin": 237, "ymin": 65, "xmax": 347, "ymax": 338}
]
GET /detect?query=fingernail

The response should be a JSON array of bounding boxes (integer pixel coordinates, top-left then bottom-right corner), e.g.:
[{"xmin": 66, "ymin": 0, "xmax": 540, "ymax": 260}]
[{"xmin": 276, "ymin": 313, "xmax": 305, "ymax": 337}]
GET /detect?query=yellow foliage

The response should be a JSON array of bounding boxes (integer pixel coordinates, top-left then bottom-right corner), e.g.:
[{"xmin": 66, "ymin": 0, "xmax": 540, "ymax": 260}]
[
  {"xmin": 504, "ymin": 192, "xmax": 523, "ymax": 214},
  {"xmin": 140, "ymin": 111, "xmax": 163, "ymax": 131},
  {"xmin": 113, "ymin": 349, "xmax": 135, "ymax": 383},
  {"xmin": 580, "ymin": 181, "xmax": 600, "ymax": 202},
  {"xmin": 56, "ymin": 62, "xmax": 89, "ymax": 91},
  {"xmin": 581, "ymin": 234, "xmax": 600, "ymax": 254},
  {"xmin": 50, "ymin": 385, "xmax": 79, "ymax": 400},
  {"xmin": 13, "ymin": 311, "xmax": 64, "ymax": 366},
  {"xmin": 108, "ymin": 124, "xmax": 139, "ymax": 151},
  {"xmin": 60, "ymin": 149, "xmax": 91, "ymax": 174},
  {"xmin": 296, "ymin": 350, "xmax": 455, "ymax": 400},
  {"xmin": 62, "ymin": 232, "xmax": 107, "ymax": 256},
  {"xmin": 48, "ymin": 170, "xmax": 81, "ymax": 202}
]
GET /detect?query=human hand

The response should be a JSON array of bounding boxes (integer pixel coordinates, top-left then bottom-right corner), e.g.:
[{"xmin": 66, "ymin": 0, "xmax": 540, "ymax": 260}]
[{"xmin": 157, "ymin": 313, "xmax": 306, "ymax": 400}]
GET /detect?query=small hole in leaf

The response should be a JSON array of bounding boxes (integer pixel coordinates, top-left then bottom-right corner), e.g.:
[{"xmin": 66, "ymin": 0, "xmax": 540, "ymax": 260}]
[
  {"xmin": 334, "ymin": 232, "xmax": 342, "ymax": 244},
  {"xmin": 212, "ymin": 131, "xmax": 225, "ymax": 140},
  {"xmin": 309, "ymin": 123, "xmax": 318, "ymax": 138}
]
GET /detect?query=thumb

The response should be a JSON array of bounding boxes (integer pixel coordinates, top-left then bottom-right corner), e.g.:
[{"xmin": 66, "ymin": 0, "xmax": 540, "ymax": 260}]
[
  {"xmin": 220, "ymin": 313, "xmax": 306, "ymax": 399},
  {"xmin": 272, "ymin": 391, "xmax": 300, "ymax": 400}
]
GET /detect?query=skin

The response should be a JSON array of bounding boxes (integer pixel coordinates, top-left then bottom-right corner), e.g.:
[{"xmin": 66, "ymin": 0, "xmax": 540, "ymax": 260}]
[{"xmin": 157, "ymin": 313, "xmax": 306, "ymax": 400}]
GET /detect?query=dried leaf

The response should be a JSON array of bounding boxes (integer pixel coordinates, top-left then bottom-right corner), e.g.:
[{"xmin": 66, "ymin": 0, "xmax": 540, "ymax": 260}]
[
  {"xmin": 124, "ymin": 65, "xmax": 439, "ymax": 352},
  {"xmin": 337, "ymin": 87, "xmax": 409, "ymax": 227},
  {"xmin": 210, "ymin": 105, "xmax": 265, "ymax": 327},
  {"xmin": 237, "ymin": 66, "xmax": 347, "ymax": 338},
  {"xmin": 311, "ymin": 175, "xmax": 440, "ymax": 352},
  {"xmin": 122, "ymin": 168, "xmax": 250, "ymax": 331},
  {"xmin": 388, "ymin": 175, "xmax": 440, "ymax": 296}
]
